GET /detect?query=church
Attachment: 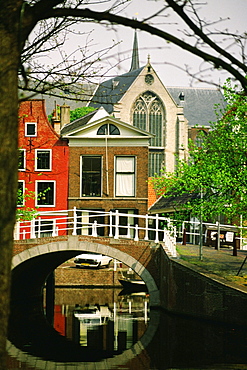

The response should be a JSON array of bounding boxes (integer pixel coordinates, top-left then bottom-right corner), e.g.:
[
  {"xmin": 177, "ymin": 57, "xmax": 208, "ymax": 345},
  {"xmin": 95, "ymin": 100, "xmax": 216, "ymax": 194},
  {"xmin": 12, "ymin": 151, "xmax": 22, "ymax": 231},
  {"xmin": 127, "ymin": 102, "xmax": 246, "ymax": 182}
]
[{"xmin": 87, "ymin": 31, "xmax": 225, "ymax": 177}]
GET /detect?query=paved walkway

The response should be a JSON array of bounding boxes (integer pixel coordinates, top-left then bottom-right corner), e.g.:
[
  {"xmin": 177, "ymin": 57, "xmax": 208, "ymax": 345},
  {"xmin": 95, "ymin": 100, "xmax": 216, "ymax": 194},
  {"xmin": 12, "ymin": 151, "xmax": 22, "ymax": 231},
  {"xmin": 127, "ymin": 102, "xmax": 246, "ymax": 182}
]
[{"xmin": 175, "ymin": 243, "xmax": 247, "ymax": 291}]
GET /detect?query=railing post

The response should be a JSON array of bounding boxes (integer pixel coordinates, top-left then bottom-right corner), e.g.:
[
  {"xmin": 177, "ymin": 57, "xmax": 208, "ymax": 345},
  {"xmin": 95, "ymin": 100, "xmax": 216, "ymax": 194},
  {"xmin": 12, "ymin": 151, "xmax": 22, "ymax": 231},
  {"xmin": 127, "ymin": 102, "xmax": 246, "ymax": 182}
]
[
  {"xmin": 72, "ymin": 206, "xmax": 77, "ymax": 236},
  {"xmin": 92, "ymin": 220, "xmax": 98, "ymax": 237},
  {"xmin": 30, "ymin": 218, "xmax": 36, "ymax": 239},
  {"xmin": 14, "ymin": 221, "xmax": 20, "ymax": 240},
  {"xmin": 134, "ymin": 224, "xmax": 139, "ymax": 241},
  {"xmin": 163, "ymin": 228, "xmax": 167, "ymax": 243},
  {"xmin": 144, "ymin": 214, "xmax": 149, "ymax": 241},
  {"xmin": 52, "ymin": 219, "xmax": 57, "ymax": 237},
  {"xmin": 127, "ymin": 224, "xmax": 131, "ymax": 239},
  {"xmin": 37, "ymin": 217, "xmax": 41, "ymax": 238},
  {"xmin": 114, "ymin": 210, "xmax": 119, "ymax": 239},
  {"xmin": 109, "ymin": 211, "xmax": 113, "ymax": 237},
  {"xmin": 155, "ymin": 214, "xmax": 159, "ymax": 243}
]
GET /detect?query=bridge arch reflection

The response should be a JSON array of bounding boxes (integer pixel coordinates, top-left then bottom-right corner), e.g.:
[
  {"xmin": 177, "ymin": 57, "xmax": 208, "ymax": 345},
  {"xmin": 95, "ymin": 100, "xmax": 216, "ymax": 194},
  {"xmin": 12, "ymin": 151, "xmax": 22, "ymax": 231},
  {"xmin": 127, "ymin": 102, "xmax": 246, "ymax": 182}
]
[{"xmin": 8, "ymin": 236, "xmax": 160, "ymax": 365}]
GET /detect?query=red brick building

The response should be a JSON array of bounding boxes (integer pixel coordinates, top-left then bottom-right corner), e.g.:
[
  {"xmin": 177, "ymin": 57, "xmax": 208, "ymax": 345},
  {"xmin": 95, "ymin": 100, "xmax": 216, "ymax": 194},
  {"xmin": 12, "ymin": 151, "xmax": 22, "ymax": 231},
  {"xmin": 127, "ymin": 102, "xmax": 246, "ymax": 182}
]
[
  {"xmin": 17, "ymin": 100, "xmax": 69, "ymax": 238},
  {"xmin": 61, "ymin": 107, "xmax": 152, "ymax": 237}
]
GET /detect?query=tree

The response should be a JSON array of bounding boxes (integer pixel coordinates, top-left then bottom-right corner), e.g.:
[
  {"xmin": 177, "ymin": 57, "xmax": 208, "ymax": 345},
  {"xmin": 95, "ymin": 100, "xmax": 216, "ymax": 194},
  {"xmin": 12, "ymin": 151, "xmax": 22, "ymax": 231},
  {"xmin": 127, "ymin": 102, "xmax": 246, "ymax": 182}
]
[
  {"xmin": 70, "ymin": 106, "xmax": 95, "ymax": 121},
  {"xmin": 0, "ymin": 0, "xmax": 246, "ymax": 366},
  {"xmin": 151, "ymin": 79, "xmax": 247, "ymax": 223}
]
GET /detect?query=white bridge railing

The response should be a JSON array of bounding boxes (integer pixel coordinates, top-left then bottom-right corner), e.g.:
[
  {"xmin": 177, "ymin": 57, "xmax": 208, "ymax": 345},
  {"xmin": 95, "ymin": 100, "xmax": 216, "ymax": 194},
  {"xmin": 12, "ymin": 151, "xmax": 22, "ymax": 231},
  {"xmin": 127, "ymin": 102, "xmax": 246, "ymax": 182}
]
[{"xmin": 14, "ymin": 207, "xmax": 177, "ymax": 257}]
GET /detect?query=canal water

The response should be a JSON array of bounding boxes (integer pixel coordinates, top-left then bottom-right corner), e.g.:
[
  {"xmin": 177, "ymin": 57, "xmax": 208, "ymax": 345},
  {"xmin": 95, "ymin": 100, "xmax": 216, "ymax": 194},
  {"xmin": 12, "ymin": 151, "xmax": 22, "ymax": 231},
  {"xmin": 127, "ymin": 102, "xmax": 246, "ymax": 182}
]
[{"xmin": 6, "ymin": 268, "xmax": 247, "ymax": 369}]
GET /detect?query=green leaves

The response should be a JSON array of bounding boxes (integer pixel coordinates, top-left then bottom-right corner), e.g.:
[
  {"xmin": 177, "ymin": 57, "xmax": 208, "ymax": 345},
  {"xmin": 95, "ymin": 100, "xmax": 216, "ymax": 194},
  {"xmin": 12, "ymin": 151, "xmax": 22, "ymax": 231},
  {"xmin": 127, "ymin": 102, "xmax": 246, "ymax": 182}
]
[{"xmin": 151, "ymin": 79, "xmax": 247, "ymax": 222}]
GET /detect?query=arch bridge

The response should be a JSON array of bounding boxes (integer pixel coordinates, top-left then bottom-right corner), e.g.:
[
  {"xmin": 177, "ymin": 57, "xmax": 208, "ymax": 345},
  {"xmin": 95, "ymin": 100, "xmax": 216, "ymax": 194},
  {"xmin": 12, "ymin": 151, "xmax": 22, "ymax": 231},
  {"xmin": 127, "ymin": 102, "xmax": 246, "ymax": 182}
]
[{"xmin": 13, "ymin": 208, "xmax": 177, "ymax": 307}]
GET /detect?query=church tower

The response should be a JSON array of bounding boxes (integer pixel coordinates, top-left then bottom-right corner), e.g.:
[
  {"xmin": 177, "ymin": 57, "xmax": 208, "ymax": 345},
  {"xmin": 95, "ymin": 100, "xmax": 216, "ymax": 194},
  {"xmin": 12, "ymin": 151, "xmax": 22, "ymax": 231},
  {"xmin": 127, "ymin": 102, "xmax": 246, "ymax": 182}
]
[{"xmin": 129, "ymin": 30, "xmax": 140, "ymax": 72}]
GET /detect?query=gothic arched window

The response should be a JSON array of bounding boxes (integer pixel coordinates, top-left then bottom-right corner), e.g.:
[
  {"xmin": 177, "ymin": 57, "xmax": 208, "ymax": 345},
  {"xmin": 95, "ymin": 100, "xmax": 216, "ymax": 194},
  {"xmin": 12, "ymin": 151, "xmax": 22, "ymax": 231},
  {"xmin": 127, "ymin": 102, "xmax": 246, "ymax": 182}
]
[
  {"xmin": 132, "ymin": 91, "xmax": 164, "ymax": 147},
  {"xmin": 133, "ymin": 92, "xmax": 165, "ymax": 176}
]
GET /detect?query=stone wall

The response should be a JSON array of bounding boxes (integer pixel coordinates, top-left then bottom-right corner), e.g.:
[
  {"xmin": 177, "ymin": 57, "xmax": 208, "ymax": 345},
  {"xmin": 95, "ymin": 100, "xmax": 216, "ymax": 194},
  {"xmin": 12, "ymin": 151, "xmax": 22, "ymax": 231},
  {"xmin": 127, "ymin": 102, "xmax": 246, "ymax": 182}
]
[
  {"xmin": 159, "ymin": 247, "xmax": 247, "ymax": 327},
  {"xmin": 55, "ymin": 266, "xmax": 121, "ymax": 287}
]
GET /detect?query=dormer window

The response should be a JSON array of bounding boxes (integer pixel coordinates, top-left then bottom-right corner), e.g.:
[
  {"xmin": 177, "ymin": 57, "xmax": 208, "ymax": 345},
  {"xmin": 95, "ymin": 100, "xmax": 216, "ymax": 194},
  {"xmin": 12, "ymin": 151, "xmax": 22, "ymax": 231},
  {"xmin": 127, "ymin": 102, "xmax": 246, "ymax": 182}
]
[
  {"xmin": 179, "ymin": 92, "xmax": 185, "ymax": 101},
  {"xmin": 25, "ymin": 122, "xmax": 37, "ymax": 137},
  {"xmin": 97, "ymin": 124, "xmax": 120, "ymax": 135}
]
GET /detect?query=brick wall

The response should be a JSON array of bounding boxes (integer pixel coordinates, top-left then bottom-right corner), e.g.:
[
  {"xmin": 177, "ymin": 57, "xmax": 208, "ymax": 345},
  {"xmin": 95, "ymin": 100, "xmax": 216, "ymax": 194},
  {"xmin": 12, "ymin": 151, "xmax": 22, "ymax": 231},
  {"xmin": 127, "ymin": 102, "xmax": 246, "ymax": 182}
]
[{"xmin": 68, "ymin": 146, "xmax": 149, "ymax": 214}]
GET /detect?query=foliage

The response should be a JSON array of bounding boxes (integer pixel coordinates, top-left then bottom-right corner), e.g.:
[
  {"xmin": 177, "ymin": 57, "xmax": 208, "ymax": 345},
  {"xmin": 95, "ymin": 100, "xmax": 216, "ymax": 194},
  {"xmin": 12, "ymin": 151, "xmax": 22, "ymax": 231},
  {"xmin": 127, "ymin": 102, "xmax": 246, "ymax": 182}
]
[
  {"xmin": 151, "ymin": 79, "xmax": 247, "ymax": 222},
  {"xmin": 16, "ymin": 187, "xmax": 38, "ymax": 221},
  {"xmin": 70, "ymin": 106, "xmax": 95, "ymax": 121},
  {"xmin": 48, "ymin": 106, "xmax": 96, "ymax": 123}
]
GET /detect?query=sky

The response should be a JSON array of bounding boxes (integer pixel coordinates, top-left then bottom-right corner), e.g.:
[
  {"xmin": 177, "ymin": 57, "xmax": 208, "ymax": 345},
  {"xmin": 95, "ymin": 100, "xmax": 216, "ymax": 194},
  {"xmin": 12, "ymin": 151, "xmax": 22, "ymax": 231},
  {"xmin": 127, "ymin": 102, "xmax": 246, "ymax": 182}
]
[{"xmin": 39, "ymin": 0, "xmax": 247, "ymax": 88}]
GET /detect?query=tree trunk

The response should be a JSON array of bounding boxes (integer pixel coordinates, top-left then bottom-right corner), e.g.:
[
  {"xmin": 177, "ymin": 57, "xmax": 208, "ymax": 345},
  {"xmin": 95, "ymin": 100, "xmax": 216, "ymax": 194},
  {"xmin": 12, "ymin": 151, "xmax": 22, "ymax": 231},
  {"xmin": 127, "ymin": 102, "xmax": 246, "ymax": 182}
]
[{"xmin": 0, "ymin": 3, "xmax": 20, "ymax": 367}]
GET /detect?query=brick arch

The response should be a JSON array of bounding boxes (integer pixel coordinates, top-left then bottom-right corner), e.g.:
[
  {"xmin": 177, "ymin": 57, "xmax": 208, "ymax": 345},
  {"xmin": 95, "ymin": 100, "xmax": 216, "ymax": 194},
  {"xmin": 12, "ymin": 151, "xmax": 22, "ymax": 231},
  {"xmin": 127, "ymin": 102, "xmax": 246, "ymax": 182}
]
[{"xmin": 12, "ymin": 237, "xmax": 160, "ymax": 307}]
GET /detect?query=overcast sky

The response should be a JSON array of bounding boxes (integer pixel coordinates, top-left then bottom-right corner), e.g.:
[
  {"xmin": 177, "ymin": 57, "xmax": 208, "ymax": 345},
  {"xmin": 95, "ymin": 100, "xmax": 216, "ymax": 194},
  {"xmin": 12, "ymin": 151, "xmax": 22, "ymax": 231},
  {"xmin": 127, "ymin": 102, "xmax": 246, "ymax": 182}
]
[
  {"xmin": 41, "ymin": 0, "xmax": 246, "ymax": 88},
  {"xmin": 95, "ymin": 0, "xmax": 247, "ymax": 87}
]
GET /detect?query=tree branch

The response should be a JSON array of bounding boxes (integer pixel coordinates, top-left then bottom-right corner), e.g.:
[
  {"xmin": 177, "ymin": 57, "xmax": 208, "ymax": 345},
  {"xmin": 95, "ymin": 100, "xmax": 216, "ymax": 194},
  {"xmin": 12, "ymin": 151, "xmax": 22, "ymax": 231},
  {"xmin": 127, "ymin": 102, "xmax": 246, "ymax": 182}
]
[
  {"xmin": 40, "ymin": 7, "xmax": 247, "ymax": 92},
  {"xmin": 165, "ymin": 0, "xmax": 247, "ymax": 73}
]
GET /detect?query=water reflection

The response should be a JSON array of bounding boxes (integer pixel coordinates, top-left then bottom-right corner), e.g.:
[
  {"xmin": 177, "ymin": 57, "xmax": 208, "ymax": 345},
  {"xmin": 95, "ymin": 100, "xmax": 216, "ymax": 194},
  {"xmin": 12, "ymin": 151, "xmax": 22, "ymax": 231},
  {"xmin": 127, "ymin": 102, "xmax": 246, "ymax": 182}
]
[
  {"xmin": 53, "ymin": 289, "xmax": 149, "ymax": 352},
  {"xmin": 7, "ymin": 287, "xmax": 247, "ymax": 369}
]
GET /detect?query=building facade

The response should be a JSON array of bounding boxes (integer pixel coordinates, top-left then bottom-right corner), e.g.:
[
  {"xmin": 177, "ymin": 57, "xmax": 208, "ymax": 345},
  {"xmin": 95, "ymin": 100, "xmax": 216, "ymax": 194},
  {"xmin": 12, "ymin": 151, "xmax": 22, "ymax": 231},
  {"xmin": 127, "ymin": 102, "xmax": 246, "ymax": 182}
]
[
  {"xmin": 61, "ymin": 107, "xmax": 152, "ymax": 237},
  {"xmin": 17, "ymin": 99, "xmax": 69, "ymax": 238}
]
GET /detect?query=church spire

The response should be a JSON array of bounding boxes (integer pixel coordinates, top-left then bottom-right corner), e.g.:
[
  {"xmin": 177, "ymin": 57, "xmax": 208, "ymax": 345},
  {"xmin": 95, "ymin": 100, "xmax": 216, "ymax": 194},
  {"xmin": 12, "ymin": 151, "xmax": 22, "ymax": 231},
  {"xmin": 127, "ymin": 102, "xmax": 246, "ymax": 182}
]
[{"xmin": 129, "ymin": 30, "xmax": 140, "ymax": 72}]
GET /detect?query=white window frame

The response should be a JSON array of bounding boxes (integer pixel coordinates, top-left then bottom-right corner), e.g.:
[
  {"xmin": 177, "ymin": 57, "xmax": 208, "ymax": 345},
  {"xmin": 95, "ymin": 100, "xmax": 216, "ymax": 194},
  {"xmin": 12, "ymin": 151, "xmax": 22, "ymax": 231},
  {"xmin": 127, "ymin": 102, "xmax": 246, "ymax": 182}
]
[
  {"xmin": 17, "ymin": 180, "xmax": 25, "ymax": 206},
  {"xmin": 35, "ymin": 180, "xmax": 56, "ymax": 207},
  {"xmin": 35, "ymin": 149, "xmax": 52, "ymax": 171},
  {"xmin": 80, "ymin": 155, "xmax": 102, "ymax": 197},
  {"xmin": 18, "ymin": 149, "xmax": 26, "ymax": 171},
  {"xmin": 115, "ymin": 156, "xmax": 136, "ymax": 197},
  {"xmin": 25, "ymin": 122, "xmax": 37, "ymax": 137}
]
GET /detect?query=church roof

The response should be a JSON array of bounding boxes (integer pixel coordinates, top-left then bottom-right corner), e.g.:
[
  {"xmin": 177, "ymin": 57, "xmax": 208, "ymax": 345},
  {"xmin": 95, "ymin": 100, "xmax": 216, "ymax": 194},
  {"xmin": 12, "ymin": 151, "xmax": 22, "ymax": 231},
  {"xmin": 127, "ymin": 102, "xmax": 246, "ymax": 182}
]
[
  {"xmin": 88, "ymin": 66, "xmax": 145, "ymax": 113},
  {"xmin": 167, "ymin": 86, "xmax": 226, "ymax": 127},
  {"xmin": 89, "ymin": 70, "xmax": 226, "ymax": 128}
]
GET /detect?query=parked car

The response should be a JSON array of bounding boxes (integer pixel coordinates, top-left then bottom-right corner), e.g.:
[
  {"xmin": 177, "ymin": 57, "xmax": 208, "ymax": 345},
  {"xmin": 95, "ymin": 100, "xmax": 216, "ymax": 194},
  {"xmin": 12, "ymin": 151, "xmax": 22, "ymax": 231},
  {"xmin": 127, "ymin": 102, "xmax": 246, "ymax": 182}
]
[{"xmin": 74, "ymin": 252, "xmax": 112, "ymax": 268}]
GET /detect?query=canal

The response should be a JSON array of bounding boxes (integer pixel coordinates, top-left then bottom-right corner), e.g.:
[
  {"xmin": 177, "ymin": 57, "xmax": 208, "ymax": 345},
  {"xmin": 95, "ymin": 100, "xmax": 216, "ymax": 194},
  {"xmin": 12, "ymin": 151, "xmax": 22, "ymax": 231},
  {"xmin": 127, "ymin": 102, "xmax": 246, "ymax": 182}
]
[{"xmin": 7, "ymin": 263, "xmax": 247, "ymax": 369}]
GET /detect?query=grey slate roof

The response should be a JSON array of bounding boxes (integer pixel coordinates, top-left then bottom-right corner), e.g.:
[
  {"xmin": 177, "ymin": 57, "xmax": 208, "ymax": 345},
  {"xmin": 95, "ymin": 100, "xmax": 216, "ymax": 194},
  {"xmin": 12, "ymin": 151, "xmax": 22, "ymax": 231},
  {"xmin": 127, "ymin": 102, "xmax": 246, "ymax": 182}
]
[
  {"xmin": 89, "ymin": 68, "xmax": 226, "ymax": 127},
  {"xmin": 88, "ymin": 67, "xmax": 145, "ymax": 113},
  {"xmin": 167, "ymin": 87, "xmax": 226, "ymax": 127},
  {"xmin": 149, "ymin": 192, "xmax": 200, "ymax": 213},
  {"xmin": 61, "ymin": 109, "xmax": 99, "ymax": 135}
]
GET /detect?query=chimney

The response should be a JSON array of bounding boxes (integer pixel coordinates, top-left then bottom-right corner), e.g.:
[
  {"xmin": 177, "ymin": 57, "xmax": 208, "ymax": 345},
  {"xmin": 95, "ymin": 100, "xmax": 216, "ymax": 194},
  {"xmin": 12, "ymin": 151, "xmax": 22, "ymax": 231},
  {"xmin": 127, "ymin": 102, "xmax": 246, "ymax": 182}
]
[
  {"xmin": 51, "ymin": 103, "xmax": 61, "ymax": 135},
  {"xmin": 60, "ymin": 104, "xmax": 70, "ymax": 129}
]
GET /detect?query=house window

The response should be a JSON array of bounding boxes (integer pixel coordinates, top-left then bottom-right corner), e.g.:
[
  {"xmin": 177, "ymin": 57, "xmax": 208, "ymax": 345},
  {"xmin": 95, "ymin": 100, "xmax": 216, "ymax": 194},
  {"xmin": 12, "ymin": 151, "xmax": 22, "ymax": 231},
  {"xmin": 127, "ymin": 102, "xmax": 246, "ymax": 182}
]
[
  {"xmin": 35, "ymin": 219, "xmax": 54, "ymax": 237},
  {"xmin": 18, "ymin": 149, "xmax": 26, "ymax": 171},
  {"xmin": 17, "ymin": 181, "xmax": 24, "ymax": 206},
  {"xmin": 195, "ymin": 130, "xmax": 207, "ymax": 148},
  {"xmin": 112, "ymin": 209, "xmax": 137, "ymax": 237},
  {"xmin": 36, "ymin": 181, "xmax": 55, "ymax": 206},
  {"xmin": 35, "ymin": 149, "xmax": 52, "ymax": 171},
  {"xmin": 149, "ymin": 151, "xmax": 164, "ymax": 177},
  {"xmin": 76, "ymin": 209, "xmax": 104, "ymax": 236},
  {"xmin": 115, "ymin": 156, "xmax": 135, "ymax": 197},
  {"xmin": 97, "ymin": 124, "xmax": 120, "ymax": 135},
  {"xmin": 81, "ymin": 156, "xmax": 102, "ymax": 197},
  {"xmin": 25, "ymin": 122, "xmax": 37, "ymax": 137}
]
